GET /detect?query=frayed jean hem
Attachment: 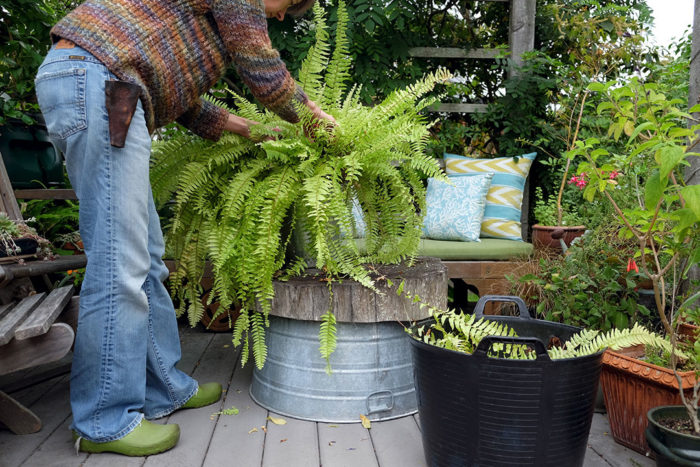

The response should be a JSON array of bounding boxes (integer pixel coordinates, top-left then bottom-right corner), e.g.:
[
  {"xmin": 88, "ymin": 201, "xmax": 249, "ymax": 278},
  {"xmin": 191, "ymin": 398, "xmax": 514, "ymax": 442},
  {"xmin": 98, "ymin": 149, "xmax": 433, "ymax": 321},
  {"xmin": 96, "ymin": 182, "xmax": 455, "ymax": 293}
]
[
  {"xmin": 72, "ymin": 413, "xmax": 144, "ymax": 443},
  {"xmin": 143, "ymin": 382, "xmax": 198, "ymax": 420}
]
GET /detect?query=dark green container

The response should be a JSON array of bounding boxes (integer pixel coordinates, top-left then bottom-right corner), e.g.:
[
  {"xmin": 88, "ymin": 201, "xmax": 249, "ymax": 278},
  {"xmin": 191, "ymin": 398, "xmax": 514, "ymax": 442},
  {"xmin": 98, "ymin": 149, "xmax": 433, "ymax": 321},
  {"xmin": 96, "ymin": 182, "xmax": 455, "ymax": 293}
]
[
  {"xmin": 0, "ymin": 122, "xmax": 64, "ymax": 189},
  {"xmin": 646, "ymin": 406, "xmax": 700, "ymax": 466}
]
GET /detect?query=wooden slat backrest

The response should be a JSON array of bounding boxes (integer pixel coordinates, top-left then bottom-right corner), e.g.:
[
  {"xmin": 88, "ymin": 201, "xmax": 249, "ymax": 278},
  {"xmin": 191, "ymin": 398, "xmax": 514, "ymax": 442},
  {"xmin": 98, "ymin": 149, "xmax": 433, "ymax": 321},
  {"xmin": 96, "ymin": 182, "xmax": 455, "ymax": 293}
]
[
  {"xmin": 0, "ymin": 151, "xmax": 22, "ymax": 221},
  {"xmin": 14, "ymin": 285, "xmax": 74, "ymax": 340},
  {"xmin": 0, "ymin": 293, "xmax": 44, "ymax": 346}
]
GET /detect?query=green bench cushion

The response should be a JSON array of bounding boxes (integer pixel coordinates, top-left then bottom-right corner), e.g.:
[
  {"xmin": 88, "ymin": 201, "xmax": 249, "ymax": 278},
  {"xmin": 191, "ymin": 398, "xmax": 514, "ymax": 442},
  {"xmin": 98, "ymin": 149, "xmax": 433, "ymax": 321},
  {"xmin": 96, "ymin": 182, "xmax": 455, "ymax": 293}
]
[
  {"xmin": 353, "ymin": 238, "xmax": 533, "ymax": 261},
  {"xmin": 417, "ymin": 238, "xmax": 533, "ymax": 261}
]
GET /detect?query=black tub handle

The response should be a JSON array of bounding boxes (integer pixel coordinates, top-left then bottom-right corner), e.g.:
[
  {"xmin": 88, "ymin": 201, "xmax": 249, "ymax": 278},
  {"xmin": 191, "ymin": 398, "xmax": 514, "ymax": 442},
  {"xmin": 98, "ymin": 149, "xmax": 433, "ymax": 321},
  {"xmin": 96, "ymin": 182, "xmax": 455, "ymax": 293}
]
[
  {"xmin": 474, "ymin": 336, "xmax": 550, "ymax": 361},
  {"xmin": 473, "ymin": 295, "xmax": 531, "ymax": 319}
]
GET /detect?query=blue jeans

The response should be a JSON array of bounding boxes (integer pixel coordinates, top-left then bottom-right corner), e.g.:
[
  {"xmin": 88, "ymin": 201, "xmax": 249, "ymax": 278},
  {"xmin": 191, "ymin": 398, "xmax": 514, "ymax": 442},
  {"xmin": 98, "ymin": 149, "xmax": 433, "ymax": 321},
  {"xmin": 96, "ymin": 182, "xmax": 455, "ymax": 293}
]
[{"xmin": 35, "ymin": 45, "xmax": 197, "ymax": 443}]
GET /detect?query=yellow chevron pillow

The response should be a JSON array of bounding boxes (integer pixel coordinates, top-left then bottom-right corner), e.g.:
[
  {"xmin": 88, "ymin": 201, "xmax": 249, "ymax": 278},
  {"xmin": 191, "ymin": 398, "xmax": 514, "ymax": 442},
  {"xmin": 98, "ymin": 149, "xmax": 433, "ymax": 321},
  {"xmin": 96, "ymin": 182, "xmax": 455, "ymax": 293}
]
[{"xmin": 444, "ymin": 152, "xmax": 536, "ymax": 241}]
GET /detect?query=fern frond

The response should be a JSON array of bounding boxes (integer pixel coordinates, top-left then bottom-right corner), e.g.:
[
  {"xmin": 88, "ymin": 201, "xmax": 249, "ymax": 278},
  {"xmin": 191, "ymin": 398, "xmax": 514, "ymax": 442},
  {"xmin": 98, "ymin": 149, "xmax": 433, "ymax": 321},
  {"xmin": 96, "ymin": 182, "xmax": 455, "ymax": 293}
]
[
  {"xmin": 298, "ymin": 2, "xmax": 330, "ymax": 101},
  {"xmin": 321, "ymin": 0, "xmax": 351, "ymax": 110},
  {"xmin": 319, "ymin": 310, "xmax": 337, "ymax": 374}
]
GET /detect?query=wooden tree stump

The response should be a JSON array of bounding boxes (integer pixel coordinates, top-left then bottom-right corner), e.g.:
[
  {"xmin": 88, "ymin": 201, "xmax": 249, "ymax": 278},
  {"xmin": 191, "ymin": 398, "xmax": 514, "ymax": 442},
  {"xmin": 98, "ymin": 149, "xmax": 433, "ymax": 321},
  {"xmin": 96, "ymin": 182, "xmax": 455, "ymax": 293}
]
[{"xmin": 269, "ymin": 256, "xmax": 447, "ymax": 322}]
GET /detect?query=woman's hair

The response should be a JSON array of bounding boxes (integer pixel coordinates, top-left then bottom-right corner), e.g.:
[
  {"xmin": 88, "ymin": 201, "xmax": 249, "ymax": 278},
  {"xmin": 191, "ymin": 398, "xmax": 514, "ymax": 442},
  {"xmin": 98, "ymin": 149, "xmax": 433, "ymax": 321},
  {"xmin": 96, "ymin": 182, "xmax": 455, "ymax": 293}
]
[{"xmin": 287, "ymin": 0, "xmax": 316, "ymax": 17}]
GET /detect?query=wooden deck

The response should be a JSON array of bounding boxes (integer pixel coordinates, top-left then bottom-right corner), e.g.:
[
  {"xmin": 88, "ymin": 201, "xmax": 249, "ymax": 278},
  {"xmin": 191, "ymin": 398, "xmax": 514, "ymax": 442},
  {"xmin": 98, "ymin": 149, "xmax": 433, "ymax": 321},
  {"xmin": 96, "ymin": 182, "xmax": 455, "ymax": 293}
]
[{"xmin": 1, "ymin": 324, "xmax": 655, "ymax": 467}]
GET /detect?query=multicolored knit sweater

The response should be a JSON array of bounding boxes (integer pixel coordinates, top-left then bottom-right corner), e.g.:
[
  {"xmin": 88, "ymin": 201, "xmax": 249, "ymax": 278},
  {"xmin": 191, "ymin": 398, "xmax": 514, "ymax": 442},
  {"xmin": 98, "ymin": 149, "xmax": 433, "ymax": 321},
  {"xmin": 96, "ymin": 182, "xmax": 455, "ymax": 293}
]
[{"xmin": 51, "ymin": 0, "xmax": 309, "ymax": 140}]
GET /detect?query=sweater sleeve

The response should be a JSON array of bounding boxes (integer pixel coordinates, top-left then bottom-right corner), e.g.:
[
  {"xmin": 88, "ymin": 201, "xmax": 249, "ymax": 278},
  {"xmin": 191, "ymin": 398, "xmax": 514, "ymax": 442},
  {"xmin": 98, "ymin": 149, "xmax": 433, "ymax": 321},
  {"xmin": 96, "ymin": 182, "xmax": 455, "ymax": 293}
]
[
  {"xmin": 176, "ymin": 98, "xmax": 229, "ymax": 141},
  {"xmin": 210, "ymin": 0, "xmax": 308, "ymax": 123}
]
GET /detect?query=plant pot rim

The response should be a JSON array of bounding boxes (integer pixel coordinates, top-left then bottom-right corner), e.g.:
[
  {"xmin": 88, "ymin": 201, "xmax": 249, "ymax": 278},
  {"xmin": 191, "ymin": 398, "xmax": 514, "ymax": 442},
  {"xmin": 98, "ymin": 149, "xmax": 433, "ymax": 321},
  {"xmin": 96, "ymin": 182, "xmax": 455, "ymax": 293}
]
[
  {"xmin": 603, "ymin": 349, "xmax": 698, "ymax": 389},
  {"xmin": 408, "ymin": 318, "xmax": 603, "ymax": 363},
  {"xmin": 532, "ymin": 224, "xmax": 586, "ymax": 231},
  {"xmin": 647, "ymin": 405, "xmax": 700, "ymax": 441}
]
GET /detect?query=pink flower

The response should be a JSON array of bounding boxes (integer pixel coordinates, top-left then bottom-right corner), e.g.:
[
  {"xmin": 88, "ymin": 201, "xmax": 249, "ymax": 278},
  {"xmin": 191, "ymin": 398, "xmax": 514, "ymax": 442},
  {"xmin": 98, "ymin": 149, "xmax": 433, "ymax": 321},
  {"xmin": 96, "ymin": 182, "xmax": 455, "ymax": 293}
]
[
  {"xmin": 568, "ymin": 176, "xmax": 578, "ymax": 185},
  {"xmin": 576, "ymin": 178, "xmax": 587, "ymax": 189},
  {"xmin": 609, "ymin": 170, "xmax": 620, "ymax": 179}
]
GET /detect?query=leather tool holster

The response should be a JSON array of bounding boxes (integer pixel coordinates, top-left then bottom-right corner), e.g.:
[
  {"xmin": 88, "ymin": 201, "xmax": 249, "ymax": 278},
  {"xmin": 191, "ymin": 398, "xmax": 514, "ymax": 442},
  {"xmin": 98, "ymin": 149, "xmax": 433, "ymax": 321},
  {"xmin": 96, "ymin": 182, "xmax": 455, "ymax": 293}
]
[{"xmin": 105, "ymin": 80, "xmax": 141, "ymax": 148}]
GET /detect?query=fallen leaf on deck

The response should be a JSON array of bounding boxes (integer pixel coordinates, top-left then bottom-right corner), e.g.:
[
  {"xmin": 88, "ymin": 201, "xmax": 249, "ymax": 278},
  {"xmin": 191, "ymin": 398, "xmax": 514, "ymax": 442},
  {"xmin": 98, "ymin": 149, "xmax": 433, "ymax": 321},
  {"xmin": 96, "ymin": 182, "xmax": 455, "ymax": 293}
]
[
  {"xmin": 360, "ymin": 414, "xmax": 371, "ymax": 429},
  {"xmin": 328, "ymin": 441, "xmax": 336, "ymax": 446},
  {"xmin": 261, "ymin": 426, "xmax": 267, "ymax": 433},
  {"xmin": 248, "ymin": 427, "xmax": 258, "ymax": 434},
  {"xmin": 223, "ymin": 344, "xmax": 230, "ymax": 348},
  {"xmin": 267, "ymin": 416, "xmax": 287, "ymax": 425},
  {"xmin": 328, "ymin": 424, "xmax": 338, "ymax": 428},
  {"xmin": 280, "ymin": 438, "xmax": 288, "ymax": 443},
  {"xmin": 211, "ymin": 406, "xmax": 239, "ymax": 419}
]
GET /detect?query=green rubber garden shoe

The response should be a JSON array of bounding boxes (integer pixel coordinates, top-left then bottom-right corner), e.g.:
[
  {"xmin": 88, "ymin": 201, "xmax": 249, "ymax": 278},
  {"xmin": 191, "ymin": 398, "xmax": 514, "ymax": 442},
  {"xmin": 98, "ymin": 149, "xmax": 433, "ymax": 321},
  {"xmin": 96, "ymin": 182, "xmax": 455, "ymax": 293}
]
[
  {"xmin": 181, "ymin": 382, "xmax": 223, "ymax": 409},
  {"xmin": 73, "ymin": 419, "xmax": 180, "ymax": 456}
]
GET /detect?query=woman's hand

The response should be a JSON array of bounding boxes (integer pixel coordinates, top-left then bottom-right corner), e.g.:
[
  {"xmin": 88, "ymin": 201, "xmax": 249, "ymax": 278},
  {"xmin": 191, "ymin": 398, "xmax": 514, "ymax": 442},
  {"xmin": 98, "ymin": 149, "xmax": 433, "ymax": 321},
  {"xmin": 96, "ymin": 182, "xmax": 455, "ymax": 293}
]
[
  {"xmin": 304, "ymin": 100, "xmax": 336, "ymax": 139},
  {"xmin": 306, "ymin": 100, "xmax": 336, "ymax": 124},
  {"xmin": 224, "ymin": 114, "xmax": 257, "ymax": 139},
  {"xmin": 225, "ymin": 114, "xmax": 281, "ymax": 141}
]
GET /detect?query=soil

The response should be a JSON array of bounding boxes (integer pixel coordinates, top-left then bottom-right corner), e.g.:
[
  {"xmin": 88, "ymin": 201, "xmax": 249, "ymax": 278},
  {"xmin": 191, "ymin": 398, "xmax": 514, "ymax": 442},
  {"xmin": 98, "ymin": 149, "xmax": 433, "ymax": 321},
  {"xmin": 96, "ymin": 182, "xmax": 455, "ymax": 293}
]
[{"xmin": 658, "ymin": 415, "xmax": 700, "ymax": 436}]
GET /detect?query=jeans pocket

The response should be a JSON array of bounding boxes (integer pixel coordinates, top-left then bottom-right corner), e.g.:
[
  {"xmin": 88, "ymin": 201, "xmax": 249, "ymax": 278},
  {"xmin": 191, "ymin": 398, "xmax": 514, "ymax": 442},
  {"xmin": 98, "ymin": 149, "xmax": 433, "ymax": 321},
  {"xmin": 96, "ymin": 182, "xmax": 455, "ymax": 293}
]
[{"xmin": 35, "ymin": 68, "xmax": 87, "ymax": 139}]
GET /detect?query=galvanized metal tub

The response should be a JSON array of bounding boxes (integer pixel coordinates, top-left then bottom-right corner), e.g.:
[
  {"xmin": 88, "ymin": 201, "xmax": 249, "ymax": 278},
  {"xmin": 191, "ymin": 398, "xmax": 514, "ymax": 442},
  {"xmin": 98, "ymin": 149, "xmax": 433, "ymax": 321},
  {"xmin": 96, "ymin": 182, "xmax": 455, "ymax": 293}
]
[{"xmin": 250, "ymin": 315, "xmax": 417, "ymax": 422}]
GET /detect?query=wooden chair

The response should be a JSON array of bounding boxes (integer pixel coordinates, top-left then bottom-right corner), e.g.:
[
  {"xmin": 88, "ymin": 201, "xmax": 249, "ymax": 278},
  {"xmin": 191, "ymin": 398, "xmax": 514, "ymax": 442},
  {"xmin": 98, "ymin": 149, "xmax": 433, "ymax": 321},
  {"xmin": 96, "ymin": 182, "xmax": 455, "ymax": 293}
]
[{"xmin": 0, "ymin": 151, "xmax": 86, "ymax": 434}]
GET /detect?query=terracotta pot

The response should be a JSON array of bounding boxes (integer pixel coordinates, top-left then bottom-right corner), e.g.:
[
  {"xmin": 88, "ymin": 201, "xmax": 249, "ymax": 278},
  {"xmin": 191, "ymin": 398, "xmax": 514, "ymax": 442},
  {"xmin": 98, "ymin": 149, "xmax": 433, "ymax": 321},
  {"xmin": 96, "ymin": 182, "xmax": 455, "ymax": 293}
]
[
  {"xmin": 61, "ymin": 240, "xmax": 84, "ymax": 255},
  {"xmin": 678, "ymin": 321, "xmax": 700, "ymax": 341},
  {"xmin": 199, "ymin": 274, "xmax": 241, "ymax": 332},
  {"xmin": 531, "ymin": 224, "xmax": 586, "ymax": 253},
  {"xmin": 600, "ymin": 349, "xmax": 697, "ymax": 455}
]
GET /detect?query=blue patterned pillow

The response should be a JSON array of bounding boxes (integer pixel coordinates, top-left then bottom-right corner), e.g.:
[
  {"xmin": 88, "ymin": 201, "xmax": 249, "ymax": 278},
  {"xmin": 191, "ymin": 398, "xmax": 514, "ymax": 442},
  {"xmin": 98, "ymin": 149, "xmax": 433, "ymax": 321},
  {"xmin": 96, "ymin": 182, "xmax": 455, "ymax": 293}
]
[{"xmin": 422, "ymin": 173, "xmax": 494, "ymax": 242}]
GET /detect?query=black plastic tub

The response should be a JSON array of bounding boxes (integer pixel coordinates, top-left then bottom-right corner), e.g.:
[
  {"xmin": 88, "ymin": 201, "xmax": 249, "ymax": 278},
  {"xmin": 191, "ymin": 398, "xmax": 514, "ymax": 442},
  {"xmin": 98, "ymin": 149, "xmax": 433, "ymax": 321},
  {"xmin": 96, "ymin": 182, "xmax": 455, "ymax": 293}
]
[{"xmin": 409, "ymin": 295, "xmax": 604, "ymax": 467}]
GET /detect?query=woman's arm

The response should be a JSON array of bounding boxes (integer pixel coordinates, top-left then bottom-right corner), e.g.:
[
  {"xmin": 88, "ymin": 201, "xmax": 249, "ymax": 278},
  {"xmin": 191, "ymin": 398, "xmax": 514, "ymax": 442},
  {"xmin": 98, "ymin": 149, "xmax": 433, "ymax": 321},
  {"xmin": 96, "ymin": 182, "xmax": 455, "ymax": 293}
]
[{"xmin": 210, "ymin": 0, "xmax": 311, "ymax": 123}]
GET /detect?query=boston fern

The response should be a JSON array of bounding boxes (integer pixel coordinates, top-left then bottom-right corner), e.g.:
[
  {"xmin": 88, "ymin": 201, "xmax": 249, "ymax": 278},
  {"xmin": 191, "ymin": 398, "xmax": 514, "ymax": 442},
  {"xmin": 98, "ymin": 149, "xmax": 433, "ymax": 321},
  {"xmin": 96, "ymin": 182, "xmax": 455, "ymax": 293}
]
[
  {"xmin": 413, "ymin": 309, "xmax": 672, "ymax": 360},
  {"xmin": 151, "ymin": 2, "xmax": 450, "ymax": 369}
]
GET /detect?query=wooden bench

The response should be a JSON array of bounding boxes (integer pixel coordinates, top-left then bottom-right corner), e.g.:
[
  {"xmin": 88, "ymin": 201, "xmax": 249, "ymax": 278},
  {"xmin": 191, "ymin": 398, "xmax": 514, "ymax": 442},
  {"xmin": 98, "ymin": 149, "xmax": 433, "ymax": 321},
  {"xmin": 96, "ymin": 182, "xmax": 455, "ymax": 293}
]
[
  {"xmin": 0, "ymin": 284, "xmax": 79, "ymax": 434},
  {"xmin": 414, "ymin": 238, "xmax": 533, "ymax": 312},
  {"xmin": 0, "ymin": 150, "xmax": 86, "ymax": 434}
]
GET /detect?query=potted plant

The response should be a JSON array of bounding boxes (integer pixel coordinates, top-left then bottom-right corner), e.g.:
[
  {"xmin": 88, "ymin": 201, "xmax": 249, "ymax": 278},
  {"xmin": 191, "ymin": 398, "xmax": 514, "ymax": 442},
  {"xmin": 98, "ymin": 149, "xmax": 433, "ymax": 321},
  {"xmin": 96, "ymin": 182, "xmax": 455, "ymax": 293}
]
[
  {"xmin": 645, "ymin": 291, "xmax": 700, "ymax": 466},
  {"xmin": 0, "ymin": 212, "xmax": 51, "ymax": 259},
  {"xmin": 405, "ymin": 293, "xmax": 669, "ymax": 467},
  {"xmin": 531, "ymin": 186, "xmax": 587, "ymax": 251},
  {"xmin": 151, "ymin": 1, "xmax": 449, "ymax": 369},
  {"xmin": 55, "ymin": 231, "xmax": 83, "ymax": 254},
  {"xmin": 569, "ymin": 76, "xmax": 700, "ymax": 454}
]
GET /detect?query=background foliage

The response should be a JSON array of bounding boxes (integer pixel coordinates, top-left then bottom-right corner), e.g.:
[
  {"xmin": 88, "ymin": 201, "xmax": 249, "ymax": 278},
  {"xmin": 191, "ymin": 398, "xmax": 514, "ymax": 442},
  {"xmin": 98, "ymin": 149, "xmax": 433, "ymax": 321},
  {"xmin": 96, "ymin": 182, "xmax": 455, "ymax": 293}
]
[{"xmin": 0, "ymin": 0, "xmax": 78, "ymax": 124}]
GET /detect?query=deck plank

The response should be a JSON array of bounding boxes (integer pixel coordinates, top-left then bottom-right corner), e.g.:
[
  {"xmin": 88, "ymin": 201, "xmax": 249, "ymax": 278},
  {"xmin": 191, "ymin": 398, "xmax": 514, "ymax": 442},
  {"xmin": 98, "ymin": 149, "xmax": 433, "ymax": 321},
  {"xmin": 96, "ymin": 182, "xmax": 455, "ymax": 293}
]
[
  {"xmin": 0, "ymin": 326, "xmax": 666, "ymax": 467},
  {"xmin": 318, "ymin": 422, "xmax": 378, "ymax": 467},
  {"xmin": 144, "ymin": 333, "xmax": 239, "ymax": 467},
  {"xmin": 587, "ymin": 413, "xmax": 654, "ymax": 467},
  {"xmin": 18, "ymin": 416, "xmax": 89, "ymax": 467},
  {"xmin": 176, "ymin": 324, "xmax": 216, "ymax": 375},
  {"xmin": 0, "ymin": 375, "xmax": 71, "ymax": 467},
  {"xmin": 370, "ymin": 415, "xmax": 427, "ymax": 467},
  {"xmin": 583, "ymin": 446, "xmax": 611, "ymax": 466},
  {"xmin": 203, "ymin": 358, "xmax": 268, "ymax": 467},
  {"xmin": 262, "ymin": 412, "xmax": 319, "ymax": 467}
]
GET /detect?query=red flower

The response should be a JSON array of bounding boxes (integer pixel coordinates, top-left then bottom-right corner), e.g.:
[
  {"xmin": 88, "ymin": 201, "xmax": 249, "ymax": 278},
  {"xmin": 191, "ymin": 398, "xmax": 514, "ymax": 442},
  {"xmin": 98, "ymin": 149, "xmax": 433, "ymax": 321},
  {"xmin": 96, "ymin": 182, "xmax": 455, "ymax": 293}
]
[{"xmin": 626, "ymin": 258, "xmax": 639, "ymax": 273}]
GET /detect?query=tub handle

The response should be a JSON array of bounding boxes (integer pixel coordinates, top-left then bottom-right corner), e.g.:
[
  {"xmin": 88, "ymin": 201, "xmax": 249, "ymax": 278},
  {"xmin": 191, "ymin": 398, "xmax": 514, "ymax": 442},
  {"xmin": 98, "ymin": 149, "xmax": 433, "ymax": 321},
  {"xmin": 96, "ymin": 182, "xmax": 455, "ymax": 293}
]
[
  {"xmin": 473, "ymin": 295, "xmax": 531, "ymax": 319},
  {"xmin": 475, "ymin": 336, "xmax": 550, "ymax": 361},
  {"xmin": 366, "ymin": 390, "xmax": 394, "ymax": 414}
]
